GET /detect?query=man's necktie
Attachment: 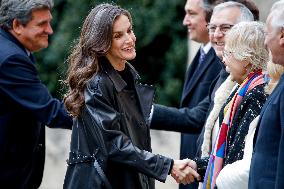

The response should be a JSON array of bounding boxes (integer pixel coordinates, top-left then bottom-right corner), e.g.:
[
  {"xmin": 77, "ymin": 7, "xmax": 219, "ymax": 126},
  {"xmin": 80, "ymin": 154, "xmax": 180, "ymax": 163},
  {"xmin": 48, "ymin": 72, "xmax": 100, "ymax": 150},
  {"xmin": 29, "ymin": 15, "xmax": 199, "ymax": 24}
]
[
  {"xmin": 196, "ymin": 48, "xmax": 206, "ymax": 71},
  {"xmin": 199, "ymin": 48, "xmax": 206, "ymax": 65}
]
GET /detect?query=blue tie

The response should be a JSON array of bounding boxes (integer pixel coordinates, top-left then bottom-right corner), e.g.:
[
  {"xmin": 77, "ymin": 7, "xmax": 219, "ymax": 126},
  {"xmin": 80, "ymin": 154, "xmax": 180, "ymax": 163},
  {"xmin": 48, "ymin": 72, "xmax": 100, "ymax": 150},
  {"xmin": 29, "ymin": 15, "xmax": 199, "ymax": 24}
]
[{"xmin": 199, "ymin": 48, "xmax": 206, "ymax": 65}]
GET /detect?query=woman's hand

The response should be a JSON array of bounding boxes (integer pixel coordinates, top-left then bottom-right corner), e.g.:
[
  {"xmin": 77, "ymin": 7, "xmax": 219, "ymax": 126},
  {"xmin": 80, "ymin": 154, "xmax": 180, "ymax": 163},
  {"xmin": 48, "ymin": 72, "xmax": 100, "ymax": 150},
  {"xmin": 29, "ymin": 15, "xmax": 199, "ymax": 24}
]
[{"xmin": 171, "ymin": 159, "xmax": 201, "ymax": 185}]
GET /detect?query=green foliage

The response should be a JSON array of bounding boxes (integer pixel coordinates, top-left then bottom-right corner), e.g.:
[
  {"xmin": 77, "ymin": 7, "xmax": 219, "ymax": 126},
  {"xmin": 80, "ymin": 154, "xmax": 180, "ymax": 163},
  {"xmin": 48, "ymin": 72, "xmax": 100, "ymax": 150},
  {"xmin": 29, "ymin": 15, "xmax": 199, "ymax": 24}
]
[{"xmin": 36, "ymin": 0, "xmax": 188, "ymax": 107}]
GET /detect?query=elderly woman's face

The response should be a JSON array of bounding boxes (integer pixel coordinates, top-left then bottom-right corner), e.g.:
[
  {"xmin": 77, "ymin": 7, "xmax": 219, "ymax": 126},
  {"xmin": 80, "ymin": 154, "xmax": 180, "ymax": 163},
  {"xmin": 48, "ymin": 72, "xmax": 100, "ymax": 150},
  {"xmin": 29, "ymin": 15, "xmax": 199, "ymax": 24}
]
[
  {"xmin": 106, "ymin": 14, "xmax": 136, "ymax": 71},
  {"xmin": 223, "ymin": 47, "xmax": 250, "ymax": 84}
]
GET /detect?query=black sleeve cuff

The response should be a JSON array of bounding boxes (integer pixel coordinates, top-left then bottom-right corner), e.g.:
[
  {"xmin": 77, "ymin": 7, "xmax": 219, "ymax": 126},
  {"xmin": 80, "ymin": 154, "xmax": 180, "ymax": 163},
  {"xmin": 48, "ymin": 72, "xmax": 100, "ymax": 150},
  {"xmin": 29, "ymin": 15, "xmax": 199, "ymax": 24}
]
[
  {"xmin": 193, "ymin": 157, "xmax": 209, "ymax": 182},
  {"xmin": 168, "ymin": 159, "xmax": 174, "ymax": 175}
]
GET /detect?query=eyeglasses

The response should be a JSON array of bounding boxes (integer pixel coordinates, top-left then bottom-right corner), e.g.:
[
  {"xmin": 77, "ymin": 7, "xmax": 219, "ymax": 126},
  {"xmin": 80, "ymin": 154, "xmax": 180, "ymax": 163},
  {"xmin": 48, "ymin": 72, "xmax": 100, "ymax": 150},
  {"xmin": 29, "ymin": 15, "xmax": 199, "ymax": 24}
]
[
  {"xmin": 223, "ymin": 49, "xmax": 234, "ymax": 58},
  {"xmin": 207, "ymin": 24, "xmax": 234, "ymax": 35}
]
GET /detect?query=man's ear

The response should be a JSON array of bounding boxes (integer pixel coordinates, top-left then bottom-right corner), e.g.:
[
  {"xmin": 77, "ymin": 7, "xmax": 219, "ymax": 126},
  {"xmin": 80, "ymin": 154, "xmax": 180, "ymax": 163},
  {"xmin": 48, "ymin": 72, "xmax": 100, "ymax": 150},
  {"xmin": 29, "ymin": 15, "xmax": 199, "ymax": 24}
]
[{"xmin": 12, "ymin": 19, "xmax": 23, "ymax": 35}]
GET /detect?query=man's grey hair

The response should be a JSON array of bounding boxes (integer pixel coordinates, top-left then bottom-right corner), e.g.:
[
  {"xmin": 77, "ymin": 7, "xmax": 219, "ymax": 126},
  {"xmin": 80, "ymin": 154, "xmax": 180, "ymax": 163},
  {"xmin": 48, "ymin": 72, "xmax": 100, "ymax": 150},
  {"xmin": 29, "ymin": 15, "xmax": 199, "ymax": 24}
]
[
  {"xmin": 213, "ymin": 1, "xmax": 254, "ymax": 23},
  {"xmin": 269, "ymin": 0, "xmax": 284, "ymax": 31},
  {"xmin": 0, "ymin": 0, "xmax": 54, "ymax": 30},
  {"xmin": 271, "ymin": 0, "xmax": 284, "ymax": 12}
]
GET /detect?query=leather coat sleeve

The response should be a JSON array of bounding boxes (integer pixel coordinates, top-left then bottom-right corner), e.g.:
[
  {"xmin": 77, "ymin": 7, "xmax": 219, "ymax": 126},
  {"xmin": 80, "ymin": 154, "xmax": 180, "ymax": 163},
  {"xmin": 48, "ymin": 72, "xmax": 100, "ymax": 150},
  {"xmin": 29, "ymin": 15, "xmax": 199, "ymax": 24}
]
[
  {"xmin": 84, "ymin": 86, "xmax": 172, "ymax": 182},
  {"xmin": 150, "ymin": 96, "xmax": 210, "ymax": 134},
  {"xmin": 0, "ymin": 54, "xmax": 72, "ymax": 129}
]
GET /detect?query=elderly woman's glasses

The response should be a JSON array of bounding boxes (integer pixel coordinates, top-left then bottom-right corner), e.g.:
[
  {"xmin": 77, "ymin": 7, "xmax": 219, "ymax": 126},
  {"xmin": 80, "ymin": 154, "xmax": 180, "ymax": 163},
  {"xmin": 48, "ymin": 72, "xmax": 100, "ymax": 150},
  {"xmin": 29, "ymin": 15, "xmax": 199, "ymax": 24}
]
[
  {"xmin": 207, "ymin": 24, "xmax": 234, "ymax": 35},
  {"xmin": 223, "ymin": 49, "xmax": 234, "ymax": 58}
]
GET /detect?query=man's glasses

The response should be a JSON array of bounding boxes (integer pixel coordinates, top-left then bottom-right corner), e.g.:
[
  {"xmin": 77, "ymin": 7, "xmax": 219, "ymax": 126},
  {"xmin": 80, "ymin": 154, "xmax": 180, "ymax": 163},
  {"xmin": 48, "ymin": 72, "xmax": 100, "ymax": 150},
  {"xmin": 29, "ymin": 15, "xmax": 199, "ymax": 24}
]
[{"xmin": 207, "ymin": 24, "xmax": 234, "ymax": 35}]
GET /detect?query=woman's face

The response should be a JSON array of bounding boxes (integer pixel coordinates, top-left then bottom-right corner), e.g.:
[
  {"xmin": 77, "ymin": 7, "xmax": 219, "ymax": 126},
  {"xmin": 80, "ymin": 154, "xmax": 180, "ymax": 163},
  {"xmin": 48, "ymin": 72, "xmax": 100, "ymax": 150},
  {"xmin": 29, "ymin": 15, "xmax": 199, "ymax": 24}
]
[
  {"xmin": 223, "ymin": 47, "xmax": 250, "ymax": 84},
  {"xmin": 106, "ymin": 14, "xmax": 136, "ymax": 71}
]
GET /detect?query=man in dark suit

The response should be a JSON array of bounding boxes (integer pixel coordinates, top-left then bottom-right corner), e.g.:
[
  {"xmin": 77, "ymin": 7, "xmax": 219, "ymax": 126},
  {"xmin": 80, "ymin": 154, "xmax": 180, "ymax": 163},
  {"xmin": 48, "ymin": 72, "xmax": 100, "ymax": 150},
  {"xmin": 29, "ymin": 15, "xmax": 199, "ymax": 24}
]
[
  {"xmin": 178, "ymin": 1, "xmax": 222, "ymax": 188},
  {"xmin": 0, "ymin": 0, "xmax": 72, "ymax": 188},
  {"xmin": 249, "ymin": 1, "xmax": 284, "ymax": 189},
  {"xmin": 151, "ymin": 0, "xmax": 222, "ymax": 188}
]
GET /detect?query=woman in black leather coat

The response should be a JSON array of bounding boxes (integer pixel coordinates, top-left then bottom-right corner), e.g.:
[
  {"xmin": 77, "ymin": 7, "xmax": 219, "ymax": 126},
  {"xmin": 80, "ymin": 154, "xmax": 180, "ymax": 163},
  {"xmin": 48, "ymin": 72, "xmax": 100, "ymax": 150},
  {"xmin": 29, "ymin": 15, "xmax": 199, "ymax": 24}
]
[{"xmin": 63, "ymin": 3, "xmax": 199, "ymax": 189}]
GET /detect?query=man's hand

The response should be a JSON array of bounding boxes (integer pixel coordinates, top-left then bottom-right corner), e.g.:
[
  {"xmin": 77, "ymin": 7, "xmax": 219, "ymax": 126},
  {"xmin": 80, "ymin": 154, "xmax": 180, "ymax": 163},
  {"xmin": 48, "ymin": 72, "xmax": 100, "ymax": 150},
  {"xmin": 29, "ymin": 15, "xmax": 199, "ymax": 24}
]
[{"xmin": 171, "ymin": 159, "xmax": 201, "ymax": 185}]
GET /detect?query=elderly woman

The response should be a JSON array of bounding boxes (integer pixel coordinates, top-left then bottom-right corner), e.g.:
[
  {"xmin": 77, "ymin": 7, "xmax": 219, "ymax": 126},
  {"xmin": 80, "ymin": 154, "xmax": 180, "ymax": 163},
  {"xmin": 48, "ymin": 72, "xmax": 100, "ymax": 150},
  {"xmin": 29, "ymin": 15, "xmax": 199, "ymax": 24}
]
[
  {"xmin": 215, "ymin": 60, "xmax": 284, "ymax": 189},
  {"xmin": 189, "ymin": 21, "xmax": 269, "ymax": 189}
]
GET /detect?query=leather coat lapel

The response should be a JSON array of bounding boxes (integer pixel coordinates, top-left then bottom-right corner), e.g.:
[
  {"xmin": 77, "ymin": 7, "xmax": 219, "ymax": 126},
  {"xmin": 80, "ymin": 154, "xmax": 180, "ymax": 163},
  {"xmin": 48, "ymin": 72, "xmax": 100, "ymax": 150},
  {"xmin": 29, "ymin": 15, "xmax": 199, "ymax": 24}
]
[
  {"xmin": 135, "ymin": 83, "xmax": 155, "ymax": 123},
  {"xmin": 127, "ymin": 63, "xmax": 155, "ymax": 123},
  {"xmin": 101, "ymin": 58, "xmax": 155, "ymax": 124}
]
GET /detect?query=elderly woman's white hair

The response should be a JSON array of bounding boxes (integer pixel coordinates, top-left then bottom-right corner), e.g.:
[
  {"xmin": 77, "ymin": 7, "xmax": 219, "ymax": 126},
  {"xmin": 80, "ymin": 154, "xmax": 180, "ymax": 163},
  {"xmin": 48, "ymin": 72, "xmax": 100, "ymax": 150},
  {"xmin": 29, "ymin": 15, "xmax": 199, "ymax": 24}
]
[{"xmin": 224, "ymin": 21, "xmax": 269, "ymax": 71}]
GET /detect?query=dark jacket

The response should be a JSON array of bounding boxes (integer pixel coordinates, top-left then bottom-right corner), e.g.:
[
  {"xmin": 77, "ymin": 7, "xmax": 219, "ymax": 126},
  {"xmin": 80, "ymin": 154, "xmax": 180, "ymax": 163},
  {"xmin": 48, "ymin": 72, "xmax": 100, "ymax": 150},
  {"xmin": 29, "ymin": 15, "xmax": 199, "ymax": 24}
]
[
  {"xmin": 249, "ymin": 75, "xmax": 284, "ymax": 189},
  {"xmin": 64, "ymin": 59, "xmax": 172, "ymax": 189},
  {"xmin": 151, "ymin": 67, "xmax": 227, "ymax": 133},
  {"xmin": 151, "ymin": 49, "xmax": 222, "ymax": 151},
  {"xmin": 152, "ymin": 48, "xmax": 222, "ymax": 189},
  {"xmin": 0, "ymin": 28, "xmax": 72, "ymax": 189}
]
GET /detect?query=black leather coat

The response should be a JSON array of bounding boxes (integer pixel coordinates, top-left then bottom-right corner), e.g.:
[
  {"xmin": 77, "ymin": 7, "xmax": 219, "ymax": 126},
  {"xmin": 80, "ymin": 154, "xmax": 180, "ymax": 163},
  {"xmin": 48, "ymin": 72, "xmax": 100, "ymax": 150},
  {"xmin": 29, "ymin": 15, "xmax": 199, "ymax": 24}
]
[{"xmin": 64, "ymin": 59, "xmax": 172, "ymax": 189}]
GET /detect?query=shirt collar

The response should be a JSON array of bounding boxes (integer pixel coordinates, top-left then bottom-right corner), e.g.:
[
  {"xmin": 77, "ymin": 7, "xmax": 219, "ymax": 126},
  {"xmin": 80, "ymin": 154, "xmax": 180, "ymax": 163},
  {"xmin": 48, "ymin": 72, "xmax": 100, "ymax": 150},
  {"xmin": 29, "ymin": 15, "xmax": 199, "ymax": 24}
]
[
  {"xmin": 201, "ymin": 42, "xmax": 212, "ymax": 54},
  {"xmin": 26, "ymin": 49, "xmax": 31, "ymax": 56}
]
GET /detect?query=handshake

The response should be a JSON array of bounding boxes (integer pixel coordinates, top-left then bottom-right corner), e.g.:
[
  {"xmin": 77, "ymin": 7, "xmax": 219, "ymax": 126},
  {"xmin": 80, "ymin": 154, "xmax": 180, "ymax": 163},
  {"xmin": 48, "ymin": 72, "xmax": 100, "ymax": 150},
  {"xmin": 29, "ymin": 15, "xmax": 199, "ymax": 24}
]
[{"xmin": 170, "ymin": 159, "xmax": 200, "ymax": 185}]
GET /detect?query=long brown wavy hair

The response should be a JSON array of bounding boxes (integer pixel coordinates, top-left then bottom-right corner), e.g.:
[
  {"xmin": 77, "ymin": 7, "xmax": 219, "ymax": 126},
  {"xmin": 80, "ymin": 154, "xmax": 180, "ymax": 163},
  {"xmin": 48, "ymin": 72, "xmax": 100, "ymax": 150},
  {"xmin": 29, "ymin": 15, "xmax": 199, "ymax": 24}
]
[{"xmin": 64, "ymin": 3, "xmax": 132, "ymax": 117}]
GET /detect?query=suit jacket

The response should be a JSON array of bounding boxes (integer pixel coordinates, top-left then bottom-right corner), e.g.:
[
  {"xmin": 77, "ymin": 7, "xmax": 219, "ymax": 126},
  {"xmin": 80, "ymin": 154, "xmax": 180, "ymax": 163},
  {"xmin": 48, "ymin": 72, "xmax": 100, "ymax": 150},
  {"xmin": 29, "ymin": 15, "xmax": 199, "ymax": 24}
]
[
  {"xmin": 179, "ymin": 47, "xmax": 222, "ymax": 158},
  {"xmin": 0, "ymin": 28, "xmax": 72, "ymax": 189},
  {"xmin": 151, "ymin": 47, "xmax": 222, "ymax": 189},
  {"xmin": 249, "ymin": 74, "xmax": 284, "ymax": 189}
]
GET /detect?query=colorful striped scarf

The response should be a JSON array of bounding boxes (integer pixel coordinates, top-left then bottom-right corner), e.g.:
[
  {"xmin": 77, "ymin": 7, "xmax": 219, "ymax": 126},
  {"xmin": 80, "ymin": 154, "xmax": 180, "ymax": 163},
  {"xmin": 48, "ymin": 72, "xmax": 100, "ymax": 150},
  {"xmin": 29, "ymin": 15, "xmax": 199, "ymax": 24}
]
[{"xmin": 202, "ymin": 71, "xmax": 265, "ymax": 189}]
